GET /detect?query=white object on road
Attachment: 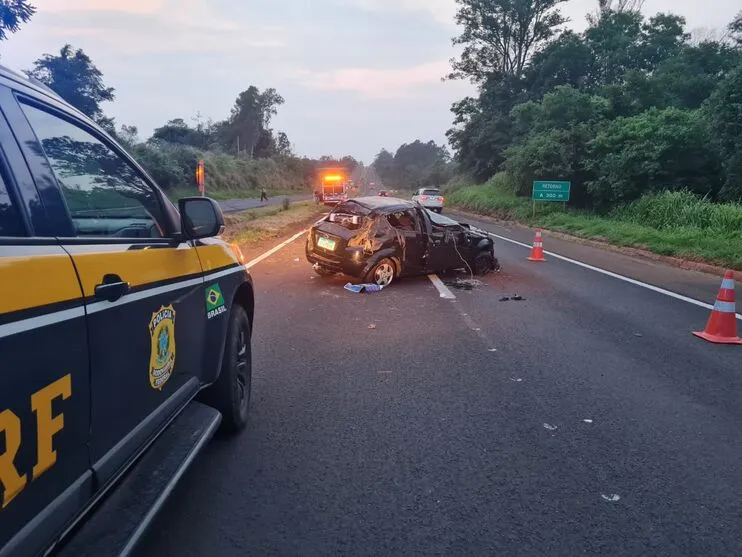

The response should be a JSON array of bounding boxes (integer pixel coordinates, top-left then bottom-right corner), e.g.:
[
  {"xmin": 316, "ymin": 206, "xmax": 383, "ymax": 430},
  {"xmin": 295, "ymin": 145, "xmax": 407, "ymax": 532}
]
[
  {"xmin": 543, "ymin": 423, "xmax": 558, "ymax": 431},
  {"xmin": 601, "ymin": 494, "xmax": 621, "ymax": 502},
  {"xmin": 427, "ymin": 274, "xmax": 456, "ymax": 299}
]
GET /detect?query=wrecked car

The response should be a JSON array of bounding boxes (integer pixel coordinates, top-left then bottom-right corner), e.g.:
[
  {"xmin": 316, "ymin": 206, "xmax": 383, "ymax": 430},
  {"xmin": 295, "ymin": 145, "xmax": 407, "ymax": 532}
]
[{"xmin": 306, "ymin": 196, "xmax": 498, "ymax": 286}]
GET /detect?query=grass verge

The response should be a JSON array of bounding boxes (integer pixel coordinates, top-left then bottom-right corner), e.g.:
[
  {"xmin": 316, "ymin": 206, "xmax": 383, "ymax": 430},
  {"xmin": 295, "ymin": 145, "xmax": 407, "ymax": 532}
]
[
  {"xmin": 222, "ymin": 201, "xmax": 323, "ymax": 246},
  {"xmin": 447, "ymin": 174, "xmax": 742, "ymax": 270}
]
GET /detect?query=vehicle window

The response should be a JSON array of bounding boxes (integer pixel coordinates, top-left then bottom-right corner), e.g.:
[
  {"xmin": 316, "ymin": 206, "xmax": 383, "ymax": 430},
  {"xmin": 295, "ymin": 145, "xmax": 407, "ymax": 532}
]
[
  {"xmin": 426, "ymin": 209, "xmax": 460, "ymax": 227},
  {"xmin": 421, "ymin": 189, "xmax": 440, "ymax": 196},
  {"xmin": 19, "ymin": 102, "xmax": 165, "ymax": 239},
  {"xmin": 0, "ymin": 169, "xmax": 24, "ymax": 237},
  {"xmin": 387, "ymin": 210, "xmax": 417, "ymax": 231}
]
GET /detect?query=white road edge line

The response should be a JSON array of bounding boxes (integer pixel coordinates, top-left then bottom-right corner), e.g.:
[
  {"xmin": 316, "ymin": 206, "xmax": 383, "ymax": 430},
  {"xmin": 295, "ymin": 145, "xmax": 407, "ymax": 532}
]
[
  {"xmin": 487, "ymin": 231, "xmax": 742, "ymax": 321},
  {"xmin": 245, "ymin": 229, "xmax": 308, "ymax": 270},
  {"xmin": 428, "ymin": 274, "xmax": 456, "ymax": 299}
]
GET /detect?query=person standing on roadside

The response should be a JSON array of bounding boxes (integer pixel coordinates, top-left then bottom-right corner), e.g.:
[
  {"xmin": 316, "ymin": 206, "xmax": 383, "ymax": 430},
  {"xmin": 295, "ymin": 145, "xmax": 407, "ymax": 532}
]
[{"xmin": 260, "ymin": 187, "xmax": 268, "ymax": 202}]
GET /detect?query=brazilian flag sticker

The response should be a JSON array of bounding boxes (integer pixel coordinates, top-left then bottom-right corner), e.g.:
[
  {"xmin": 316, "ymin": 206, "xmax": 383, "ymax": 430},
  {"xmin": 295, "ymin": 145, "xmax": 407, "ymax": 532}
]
[{"xmin": 205, "ymin": 283, "xmax": 226, "ymax": 319}]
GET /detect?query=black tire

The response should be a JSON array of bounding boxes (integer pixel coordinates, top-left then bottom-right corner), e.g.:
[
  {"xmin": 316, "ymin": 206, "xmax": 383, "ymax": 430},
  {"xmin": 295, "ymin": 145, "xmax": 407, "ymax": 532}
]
[
  {"xmin": 202, "ymin": 305, "xmax": 252, "ymax": 434},
  {"xmin": 364, "ymin": 257, "xmax": 396, "ymax": 287},
  {"xmin": 474, "ymin": 252, "xmax": 496, "ymax": 275},
  {"xmin": 313, "ymin": 265, "xmax": 335, "ymax": 277}
]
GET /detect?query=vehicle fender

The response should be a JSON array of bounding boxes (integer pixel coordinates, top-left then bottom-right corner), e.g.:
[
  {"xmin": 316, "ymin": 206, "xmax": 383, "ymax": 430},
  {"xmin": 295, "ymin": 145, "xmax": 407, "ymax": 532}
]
[
  {"xmin": 476, "ymin": 237, "xmax": 494, "ymax": 251},
  {"xmin": 362, "ymin": 247, "xmax": 401, "ymax": 276},
  {"xmin": 200, "ymin": 270, "xmax": 254, "ymax": 387}
]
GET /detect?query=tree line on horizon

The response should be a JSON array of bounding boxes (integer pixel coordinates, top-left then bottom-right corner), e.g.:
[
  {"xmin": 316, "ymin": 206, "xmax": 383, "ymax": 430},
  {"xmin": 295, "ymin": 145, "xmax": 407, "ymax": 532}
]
[{"xmin": 445, "ymin": 0, "xmax": 742, "ymax": 210}]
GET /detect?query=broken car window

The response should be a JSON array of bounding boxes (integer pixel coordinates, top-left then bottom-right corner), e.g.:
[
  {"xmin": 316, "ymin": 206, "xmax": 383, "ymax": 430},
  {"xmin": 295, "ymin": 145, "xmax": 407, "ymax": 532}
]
[{"xmin": 387, "ymin": 210, "xmax": 416, "ymax": 232}]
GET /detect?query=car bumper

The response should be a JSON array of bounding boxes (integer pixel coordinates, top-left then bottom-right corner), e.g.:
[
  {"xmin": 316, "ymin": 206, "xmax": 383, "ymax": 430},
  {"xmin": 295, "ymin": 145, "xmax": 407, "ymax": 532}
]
[{"xmin": 306, "ymin": 242, "xmax": 367, "ymax": 277}]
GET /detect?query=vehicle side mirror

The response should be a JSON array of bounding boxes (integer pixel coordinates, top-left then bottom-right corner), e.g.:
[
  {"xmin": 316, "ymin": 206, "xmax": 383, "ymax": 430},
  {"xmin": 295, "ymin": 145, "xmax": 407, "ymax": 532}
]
[{"xmin": 179, "ymin": 197, "xmax": 225, "ymax": 239}]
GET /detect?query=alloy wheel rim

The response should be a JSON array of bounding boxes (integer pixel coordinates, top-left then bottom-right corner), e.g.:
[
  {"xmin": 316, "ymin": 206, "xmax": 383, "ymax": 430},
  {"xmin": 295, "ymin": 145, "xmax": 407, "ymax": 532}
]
[{"xmin": 374, "ymin": 263, "xmax": 394, "ymax": 286}]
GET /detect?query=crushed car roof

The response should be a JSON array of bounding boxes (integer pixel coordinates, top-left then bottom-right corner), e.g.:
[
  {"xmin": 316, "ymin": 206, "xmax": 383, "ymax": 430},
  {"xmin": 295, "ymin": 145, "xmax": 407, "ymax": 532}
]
[{"xmin": 347, "ymin": 196, "xmax": 417, "ymax": 211}]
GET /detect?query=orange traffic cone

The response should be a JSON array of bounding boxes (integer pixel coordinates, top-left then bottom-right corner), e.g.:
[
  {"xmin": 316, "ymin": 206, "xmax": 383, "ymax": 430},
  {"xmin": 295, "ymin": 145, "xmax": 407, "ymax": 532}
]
[
  {"xmin": 527, "ymin": 229, "xmax": 546, "ymax": 262},
  {"xmin": 693, "ymin": 270, "xmax": 742, "ymax": 344}
]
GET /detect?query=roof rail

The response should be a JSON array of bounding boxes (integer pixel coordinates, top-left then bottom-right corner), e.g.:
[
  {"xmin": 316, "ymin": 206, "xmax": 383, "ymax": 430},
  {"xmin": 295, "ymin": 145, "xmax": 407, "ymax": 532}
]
[{"xmin": 0, "ymin": 63, "xmax": 63, "ymax": 100}]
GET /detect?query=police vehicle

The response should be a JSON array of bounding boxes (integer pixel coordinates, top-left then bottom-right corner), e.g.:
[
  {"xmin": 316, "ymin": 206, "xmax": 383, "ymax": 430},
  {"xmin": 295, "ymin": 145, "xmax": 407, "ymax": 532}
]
[{"xmin": 0, "ymin": 65, "xmax": 254, "ymax": 556}]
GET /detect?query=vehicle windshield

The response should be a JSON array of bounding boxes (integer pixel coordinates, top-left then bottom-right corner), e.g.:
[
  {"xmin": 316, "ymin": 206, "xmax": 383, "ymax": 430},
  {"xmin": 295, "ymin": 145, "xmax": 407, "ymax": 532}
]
[
  {"xmin": 420, "ymin": 189, "xmax": 440, "ymax": 196},
  {"xmin": 426, "ymin": 209, "xmax": 459, "ymax": 227}
]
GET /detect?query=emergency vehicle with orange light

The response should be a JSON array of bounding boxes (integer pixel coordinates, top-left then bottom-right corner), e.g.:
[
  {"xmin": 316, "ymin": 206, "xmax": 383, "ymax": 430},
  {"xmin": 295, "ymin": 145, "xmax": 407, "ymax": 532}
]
[{"xmin": 318, "ymin": 168, "xmax": 349, "ymax": 206}]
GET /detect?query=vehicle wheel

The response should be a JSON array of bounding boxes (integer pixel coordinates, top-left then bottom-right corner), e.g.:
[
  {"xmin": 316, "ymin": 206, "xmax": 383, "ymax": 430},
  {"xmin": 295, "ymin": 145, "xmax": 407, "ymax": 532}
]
[
  {"xmin": 365, "ymin": 257, "xmax": 396, "ymax": 287},
  {"xmin": 202, "ymin": 305, "xmax": 252, "ymax": 434},
  {"xmin": 313, "ymin": 265, "xmax": 335, "ymax": 277},
  {"xmin": 474, "ymin": 252, "xmax": 496, "ymax": 275}
]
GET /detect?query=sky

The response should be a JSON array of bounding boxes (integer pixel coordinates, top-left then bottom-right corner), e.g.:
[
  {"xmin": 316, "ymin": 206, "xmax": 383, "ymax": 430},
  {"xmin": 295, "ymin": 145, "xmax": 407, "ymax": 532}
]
[{"xmin": 1, "ymin": 0, "xmax": 740, "ymax": 162}]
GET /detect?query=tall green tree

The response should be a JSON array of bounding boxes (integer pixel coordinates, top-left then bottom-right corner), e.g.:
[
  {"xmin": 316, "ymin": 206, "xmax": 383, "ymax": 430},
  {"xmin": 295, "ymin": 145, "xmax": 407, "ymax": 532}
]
[
  {"xmin": 585, "ymin": 108, "xmax": 722, "ymax": 207},
  {"xmin": 220, "ymin": 86, "xmax": 284, "ymax": 157},
  {"xmin": 448, "ymin": 0, "xmax": 569, "ymax": 82},
  {"xmin": 706, "ymin": 64, "xmax": 742, "ymax": 200},
  {"xmin": 728, "ymin": 12, "xmax": 742, "ymax": 46},
  {"xmin": 29, "ymin": 45, "xmax": 115, "ymax": 121},
  {"xmin": 0, "ymin": 0, "xmax": 35, "ymax": 41}
]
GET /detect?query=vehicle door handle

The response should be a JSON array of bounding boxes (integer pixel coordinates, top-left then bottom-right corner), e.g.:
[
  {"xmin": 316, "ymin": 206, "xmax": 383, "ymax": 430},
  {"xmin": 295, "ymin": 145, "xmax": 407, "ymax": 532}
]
[{"xmin": 94, "ymin": 274, "xmax": 130, "ymax": 302}]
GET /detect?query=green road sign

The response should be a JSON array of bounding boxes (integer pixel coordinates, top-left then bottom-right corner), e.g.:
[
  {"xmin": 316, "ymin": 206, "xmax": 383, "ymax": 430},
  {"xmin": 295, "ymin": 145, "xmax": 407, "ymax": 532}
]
[{"xmin": 532, "ymin": 180, "xmax": 571, "ymax": 202}]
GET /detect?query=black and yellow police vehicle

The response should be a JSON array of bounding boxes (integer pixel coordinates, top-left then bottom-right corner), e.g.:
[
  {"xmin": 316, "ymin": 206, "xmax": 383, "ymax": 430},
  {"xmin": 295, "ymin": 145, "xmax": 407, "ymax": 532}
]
[{"xmin": 0, "ymin": 64, "xmax": 254, "ymax": 556}]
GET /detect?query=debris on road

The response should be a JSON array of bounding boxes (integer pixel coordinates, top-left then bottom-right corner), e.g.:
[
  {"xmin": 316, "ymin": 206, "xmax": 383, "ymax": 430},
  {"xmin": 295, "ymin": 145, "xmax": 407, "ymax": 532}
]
[
  {"xmin": 368, "ymin": 323, "xmax": 377, "ymax": 329},
  {"xmin": 543, "ymin": 423, "xmax": 558, "ymax": 431},
  {"xmin": 345, "ymin": 282, "xmax": 385, "ymax": 294},
  {"xmin": 499, "ymin": 294, "xmax": 525, "ymax": 302},
  {"xmin": 510, "ymin": 377, "xmax": 522, "ymax": 382},
  {"xmin": 583, "ymin": 419, "xmax": 594, "ymax": 424},
  {"xmin": 445, "ymin": 277, "xmax": 485, "ymax": 290},
  {"xmin": 601, "ymin": 494, "xmax": 621, "ymax": 502}
]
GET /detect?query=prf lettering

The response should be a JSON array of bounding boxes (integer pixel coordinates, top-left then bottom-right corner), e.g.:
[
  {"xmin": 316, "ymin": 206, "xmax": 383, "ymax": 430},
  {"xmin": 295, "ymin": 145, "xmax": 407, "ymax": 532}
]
[{"xmin": 0, "ymin": 374, "xmax": 72, "ymax": 508}]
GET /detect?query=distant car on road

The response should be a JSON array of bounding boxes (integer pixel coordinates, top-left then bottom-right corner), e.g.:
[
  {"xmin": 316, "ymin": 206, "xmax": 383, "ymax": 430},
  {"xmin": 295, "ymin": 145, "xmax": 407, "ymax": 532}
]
[
  {"xmin": 412, "ymin": 188, "xmax": 444, "ymax": 213},
  {"xmin": 378, "ymin": 190, "xmax": 388, "ymax": 197},
  {"xmin": 306, "ymin": 197, "xmax": 497, "ymax": 287}
]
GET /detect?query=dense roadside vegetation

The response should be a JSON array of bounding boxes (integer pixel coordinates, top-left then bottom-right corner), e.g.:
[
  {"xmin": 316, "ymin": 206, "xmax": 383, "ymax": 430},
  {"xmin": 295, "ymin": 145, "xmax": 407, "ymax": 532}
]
[
  {"xmin": 438, "ymin": 0, "xmax": 742, "ymax": 268},
  {"xmin": 448, "ymin": 174, "xmax": 742, "ymax": 268}
]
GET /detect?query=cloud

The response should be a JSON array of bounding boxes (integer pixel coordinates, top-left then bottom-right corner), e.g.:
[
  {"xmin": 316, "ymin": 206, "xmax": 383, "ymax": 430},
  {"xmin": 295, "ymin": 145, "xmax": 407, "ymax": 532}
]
[
  {"xmin": 350, "ymin": 0, "xmax": 457, "ymax": 26},
  {"xmin": 41, "ymin": 0, "xmax": 164, "ymax": 14},
  {"xmin": 12, "ymin": 0, "xmax": 287, "ymax": 56},
  {"xmin": 291, "ymin": 59, "xmax": 453, "ymax": 99}
]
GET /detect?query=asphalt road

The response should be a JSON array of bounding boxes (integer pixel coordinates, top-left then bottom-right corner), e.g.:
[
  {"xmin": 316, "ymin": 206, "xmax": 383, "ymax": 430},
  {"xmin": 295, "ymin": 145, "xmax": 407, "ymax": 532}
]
[
  {"xmin": 218, "ymin": 194, "xmax": 312, "ymax": 213},
  {"xmin": 137, "ymin": 213, "xmax": 741, "ymax": 556}
]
